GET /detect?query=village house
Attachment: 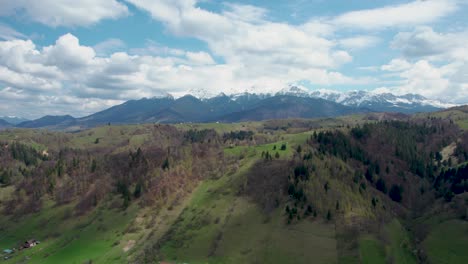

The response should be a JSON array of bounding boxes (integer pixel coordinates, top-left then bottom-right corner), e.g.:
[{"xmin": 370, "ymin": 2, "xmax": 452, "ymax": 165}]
[{"xmin": 22, "ymin": 239, "xmax": 38, "ymax": 249}]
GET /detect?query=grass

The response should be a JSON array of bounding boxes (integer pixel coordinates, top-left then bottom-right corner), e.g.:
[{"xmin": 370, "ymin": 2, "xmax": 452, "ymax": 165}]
[
  {"xmin": 423, "ymin": 219, "xmax": 468, "ymax": 264},
  {"xmin": 359, "ymin": 236, "xmax": 386, "ymax": 264},
  {"xmin": 0, "ymin": 199, "xmax": 139, "ymax": 264},
  {"xmin": 0, "ymin": 129, "xmax": 50, "ymax": 151},
  {"xmin": 456, "ymin": 120, "xmax": 468, "ymax": 130},
  {"xmin": 219, "ymin": 205, "xmax": 337, "ymax": 264},
  {"xmin": 224, "ymin": 140, "xmax": 293, "ymax": 160},
  {"xmin": 358, "ymin": 220, "xmax": 417, "ymax": 264},
  {"xmin": 157, "ymin": 153, "xmax": 338, "ymax": 264},
  {"xmin": 385, "ymin": 219, "xmax": 417, "ymax": 264},
  {"xmin": 176, "ymin": 122, "xmax": 263, "ymax": 134},
  {"xmin": 224, "ymin": 130, "xmax": 311, "ymax": 161}
]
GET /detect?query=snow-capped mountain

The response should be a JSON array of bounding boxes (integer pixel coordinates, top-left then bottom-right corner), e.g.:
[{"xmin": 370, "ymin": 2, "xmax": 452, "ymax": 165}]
[
  {"xmin": 183, "ymin": 85, "xmax": 454, "ymax": 113},
  {"xmin": 276, "ymin": 85, "xmax": 455, "ymax": 113},
  {"xmin": 276, "ymin": 85, "xmax": 311, "ymax": 98},
  {"xmin": 16, "ymin": 85, "xmax": 460, "ymax": 130},
  {"xmin": 188, "ymin": 87, "xmax": 217, "ymax": 100}
]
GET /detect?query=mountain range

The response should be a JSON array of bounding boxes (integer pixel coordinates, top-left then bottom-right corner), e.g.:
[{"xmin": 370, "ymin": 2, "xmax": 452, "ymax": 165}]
[
  {"xmin": 8, "ymin": 87, "xmax": 456, "ymax": 130},
  {"xmin": 279, "ymin": 85, "xmax": 455, "ymax": 112}
]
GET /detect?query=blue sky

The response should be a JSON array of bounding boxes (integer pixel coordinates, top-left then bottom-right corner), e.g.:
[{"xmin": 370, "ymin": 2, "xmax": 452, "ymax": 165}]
[{"xmin": 0, "ymin": 0, "xmax": 467, "ymax": 118}]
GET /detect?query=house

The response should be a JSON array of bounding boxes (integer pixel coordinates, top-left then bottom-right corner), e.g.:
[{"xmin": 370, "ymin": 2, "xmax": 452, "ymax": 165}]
[{"xmin": 23, "ymin": 239, "xmax": 38, "ymax": 249}]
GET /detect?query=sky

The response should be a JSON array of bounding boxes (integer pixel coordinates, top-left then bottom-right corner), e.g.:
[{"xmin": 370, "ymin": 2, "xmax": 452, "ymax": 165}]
[{"xmin": 0, "ymin": 0, "xmax": 468, "ymax": 118}]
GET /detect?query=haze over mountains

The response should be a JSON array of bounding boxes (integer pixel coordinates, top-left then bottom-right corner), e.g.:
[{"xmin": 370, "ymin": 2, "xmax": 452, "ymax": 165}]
[{"xmin": 1, "ymin": 86, "xmax": 453, "ymax": 131}]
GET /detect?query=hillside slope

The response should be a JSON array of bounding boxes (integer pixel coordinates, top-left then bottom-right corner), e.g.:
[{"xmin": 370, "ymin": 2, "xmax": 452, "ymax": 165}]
[{"xmin": 0, "ymin": 110, "xmax": 467, "ymax": 263}]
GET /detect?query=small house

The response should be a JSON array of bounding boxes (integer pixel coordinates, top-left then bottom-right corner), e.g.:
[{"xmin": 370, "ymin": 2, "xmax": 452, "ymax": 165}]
[{"xmin": 23, "ymin": 239, "xmax": 38, "ymax": 248}]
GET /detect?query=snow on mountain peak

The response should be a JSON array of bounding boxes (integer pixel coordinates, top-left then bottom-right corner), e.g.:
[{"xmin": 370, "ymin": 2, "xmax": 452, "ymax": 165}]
[
  {"xmin": 166, "ymin": 85, "xmax": 455, "ymax": 110},
  {"xmin": 151, "ymin": 93, "xmax": 174, "ymax": 100},
  {"xmin": 188, "ymin": 87, "xmax": 218, "ymax": 99},
  {"xmin": 277, "ymin": 85, "xmax": 311, "ymax": 97}
]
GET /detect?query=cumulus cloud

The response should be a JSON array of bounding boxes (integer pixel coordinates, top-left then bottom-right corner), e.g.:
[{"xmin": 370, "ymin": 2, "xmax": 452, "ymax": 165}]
[
  {"xmin": 398, "ymin": 60, "xmax": 450, "ymax": 97},
  {"xmin": 392, "ymin": 26, "xmax": 468, "ymax": 61},
  {"xmin": 0, "ymin": 0, "xmax": 129, "ymax": 27},
  {"xmin": 43, "ymin": 34, "xmax": 96, "ymax": 70},
  {"xmin": 377, "ymin": 25, "xmax": 468, "ymax": 103},
  {"xmin": 332, "ymin": 0, "xmax": 458, "ymax": 30},
  {"xmin": 126, "ymin": 0, "xmax": 353, "ymax": 72},
  {"xmin": 380, "ymin": 59, "xmax": 468, "ymax": 103}
]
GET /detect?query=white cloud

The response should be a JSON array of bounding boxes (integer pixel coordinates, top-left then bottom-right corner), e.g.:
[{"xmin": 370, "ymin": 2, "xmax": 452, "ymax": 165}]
[
  {"xmin": 222, "ymin": 3, "xmax": 268, "ymax": 23},
  {"xmin": 93, "ymin": 38, "xmax": 126, "ymax": 56},
  {"xmin": 392, "ymin": 26, "xmax": 468, "ymax": 61},
  {"xmin": 332, "ymin": 0, "xmax": 458, "ymax": 30},
  {"xmin": 380, "ymin": 59, "xmax": 468, "ymax": 103},
  {"xmin": 126, "ymin": 0, "xmax": 232, "ymax": 39},
  {"xmin": 398, "ymin": 60, "xmax": 450, "ymax": 97},
  {"xmin": 381, "ymin": 59, "xmax": 412, "ymax": 72},
  {"xmin": 380, "ymin": 26, "xmax": 468, "ymax": 103},
  {"xmin": 126, "ymin": 0, "xmax": 353, "ymax": 71},
  {"xmin": 185, "ymin": 52, "xmax": 215, "ymax": 65},
  {"xmin": 129, "ymin": 40, "xmax": 186, "ymax": 56},
  {"xmin": 0, "ymin": 66, "xmax": 61, "ymax": 91},
  {"xmin": 0, "ymin": 38, "xmax": 63, "ymax": 80},
  {"xmin": 43, "ymin": 34, "xmax": 96, "ymax": 70},
  {"xmin": 0, "ymin": 23, "xmax": 26, "ymax": 40},
  {"xmin": 339, "ymin": 36, "xmax": 380, "ymax": 50},
  {"xmin": 0, "ymin": 0, "xmax": 129, "ymax": 27},
  {"xmin": 301, "ymin": 21, "xmax": 335, "ymax": 37}
]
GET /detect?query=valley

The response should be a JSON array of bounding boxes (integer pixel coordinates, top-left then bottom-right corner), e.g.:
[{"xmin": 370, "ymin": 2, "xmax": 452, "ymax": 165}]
[{"xmin": 0, "ymin": 107, "xmax": 467, "ymax": 263}]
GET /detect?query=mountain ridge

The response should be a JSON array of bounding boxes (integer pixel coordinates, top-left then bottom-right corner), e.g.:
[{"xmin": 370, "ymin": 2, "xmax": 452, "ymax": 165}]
[
  {"xmin": 277, "ymin": 85, "xmax": 456, "ymax": 110},
  {"xmin": 6, "ymin": 89, "xmax": 456, "ymax": 130}
]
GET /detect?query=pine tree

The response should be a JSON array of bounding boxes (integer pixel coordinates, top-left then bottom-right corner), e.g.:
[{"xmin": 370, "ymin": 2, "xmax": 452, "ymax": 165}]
[
  {"xmin": 162, "ymin": 157, "xmax": 170, "ymax": 170},
  {"xmin": 296, "ymin": 145, "xmax": 302, "ymax": 153}
]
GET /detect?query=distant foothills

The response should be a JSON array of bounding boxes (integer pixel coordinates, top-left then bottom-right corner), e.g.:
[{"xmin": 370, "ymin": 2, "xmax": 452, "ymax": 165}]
[{"xmin": 0, "ymin": 86, "xmax": 459, "ymax": 131}]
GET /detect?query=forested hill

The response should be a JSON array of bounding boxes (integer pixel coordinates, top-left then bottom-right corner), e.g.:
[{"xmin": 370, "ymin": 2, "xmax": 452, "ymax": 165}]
[{"xmin": 0, "ymin": 111, "xmax": 467, "ymax": 263}]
